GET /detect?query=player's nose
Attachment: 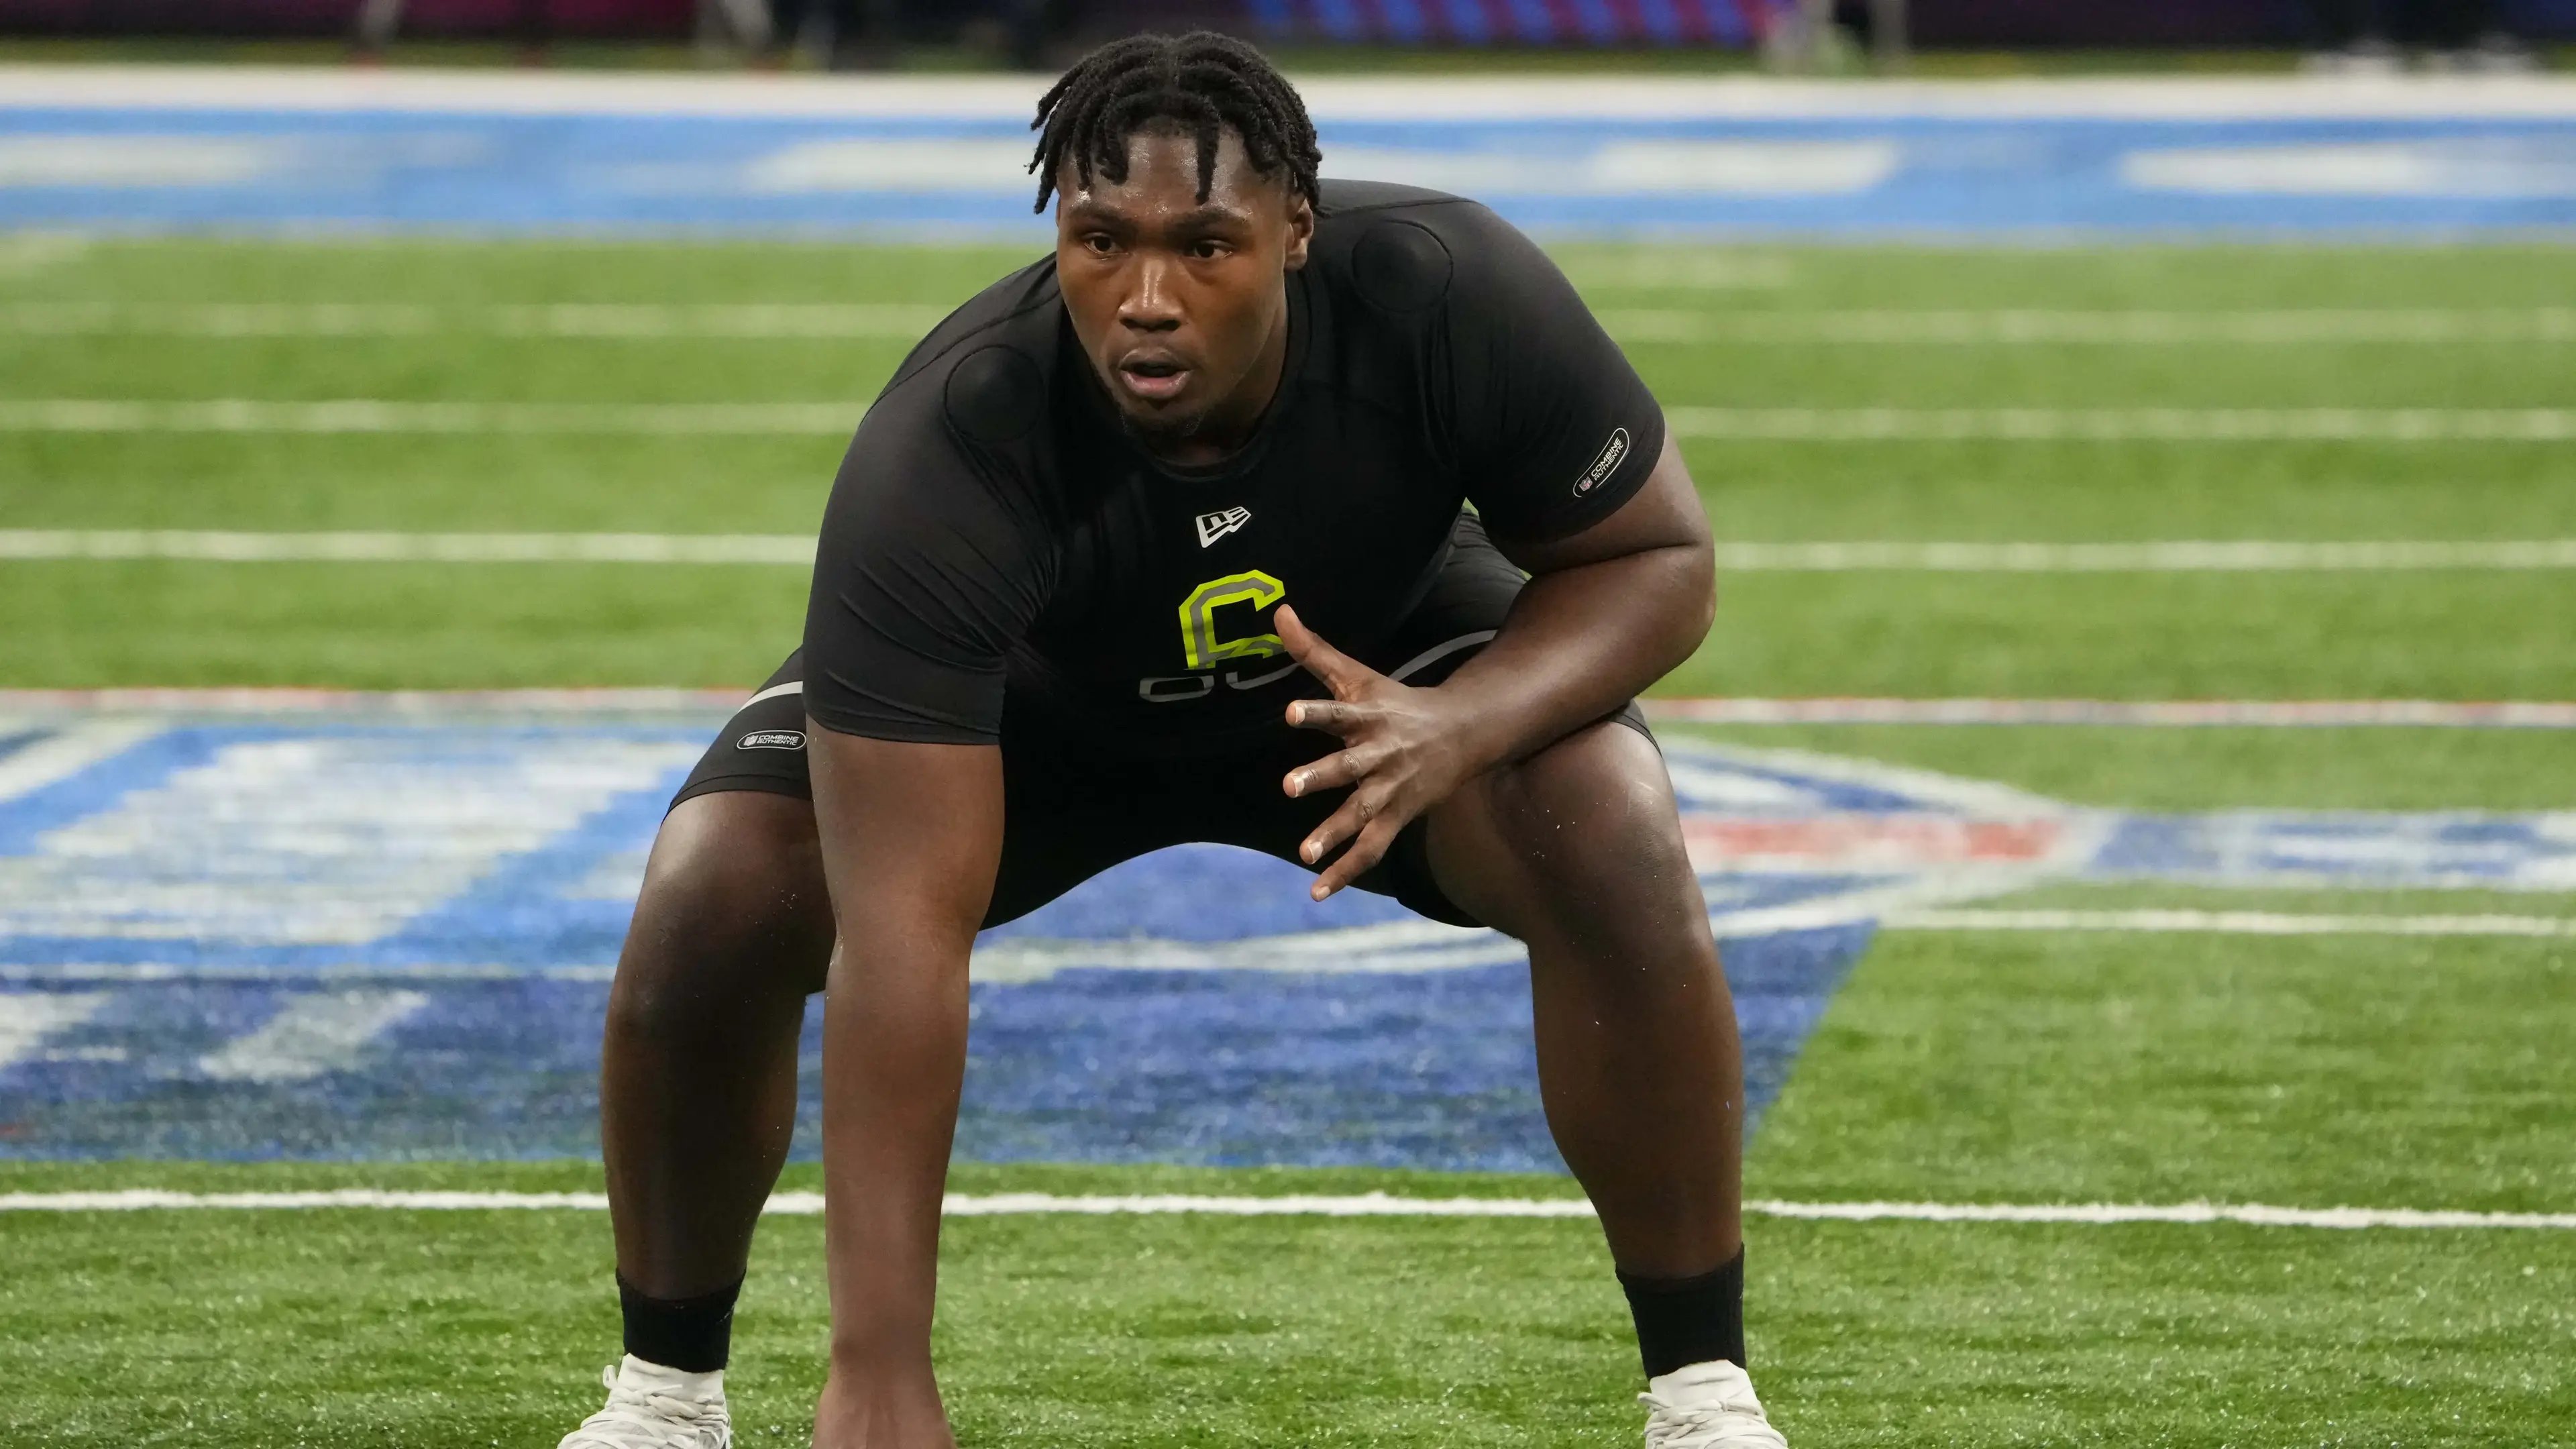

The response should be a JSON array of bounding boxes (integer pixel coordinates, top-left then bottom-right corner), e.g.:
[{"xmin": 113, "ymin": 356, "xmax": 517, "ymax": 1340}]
[{"xmin": 1119, "ymin": 256, "xmax": 1185, "ymax": 331}]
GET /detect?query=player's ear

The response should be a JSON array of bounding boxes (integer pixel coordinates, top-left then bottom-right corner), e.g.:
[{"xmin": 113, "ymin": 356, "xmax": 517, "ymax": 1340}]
[{"xmin": 1281, "ymin": 191, "xmax": 1314, "ymax": 272}]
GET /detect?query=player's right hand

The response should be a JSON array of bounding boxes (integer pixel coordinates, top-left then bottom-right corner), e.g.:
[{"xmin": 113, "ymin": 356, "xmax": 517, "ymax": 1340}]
[{"xmin": 1277, "ymin": 604, "xmax": 1498, "ymax": 900}]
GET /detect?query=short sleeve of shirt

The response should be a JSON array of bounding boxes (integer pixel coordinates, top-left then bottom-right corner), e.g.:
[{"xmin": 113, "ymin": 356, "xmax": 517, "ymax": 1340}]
[
  {"xmin": 1434, "ymin": 204, "xmax": 1666, "ymax": 543},
  {"xmin": 800, "ymin": 389, "xmax": 1053, "ymax": 745}
]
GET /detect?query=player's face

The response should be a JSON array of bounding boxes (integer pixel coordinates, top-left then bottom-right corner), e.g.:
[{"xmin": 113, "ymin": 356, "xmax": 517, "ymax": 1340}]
[{"xmin": 1055, "ymin": 126, "xmax": 1313, "ymax": 452}]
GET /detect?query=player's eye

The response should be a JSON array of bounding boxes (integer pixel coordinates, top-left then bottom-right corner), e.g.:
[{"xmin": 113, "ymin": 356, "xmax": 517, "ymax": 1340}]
[
  {"xmin": 1185, "ymin": 239, "xmax": 1230, "ymax": 260},
  {"xmin": 1081, "ymin": 233, "xmax": 1120, "ymax": 256}
]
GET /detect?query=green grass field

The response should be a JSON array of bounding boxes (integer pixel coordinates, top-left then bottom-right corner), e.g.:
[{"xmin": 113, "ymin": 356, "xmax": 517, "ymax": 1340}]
[{"xmin": 3, "ymin": 235, "xmax": 2573, "ymax": 1446}]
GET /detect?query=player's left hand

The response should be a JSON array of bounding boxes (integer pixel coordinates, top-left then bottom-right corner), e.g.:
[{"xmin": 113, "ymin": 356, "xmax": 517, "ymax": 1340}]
[{"xmin": 1276, "ymin": 604, "xmax": 1491, "ymax": 900}]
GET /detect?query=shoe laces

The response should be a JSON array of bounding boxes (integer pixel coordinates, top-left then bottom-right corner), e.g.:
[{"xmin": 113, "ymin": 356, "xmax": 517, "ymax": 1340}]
[
  {"xmin": 558, "ymin": 1364, "xmax": 731, "ymax": 1449},
  {"xmin": 1639, "ymin": 1383, "xmax": 1788, "ymax": 1449}
]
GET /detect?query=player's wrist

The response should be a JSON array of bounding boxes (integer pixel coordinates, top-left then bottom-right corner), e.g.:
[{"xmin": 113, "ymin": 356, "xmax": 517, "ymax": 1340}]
[{"xmin": 1425, "ymin": 680, "xmax": 1527, "ymax": 779}]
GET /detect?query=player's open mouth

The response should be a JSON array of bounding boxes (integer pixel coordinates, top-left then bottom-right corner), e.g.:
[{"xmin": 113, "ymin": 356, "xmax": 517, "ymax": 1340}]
[{"xmin": 1116, "ymin": 355, "xmax": 1192, "ymax": 401}]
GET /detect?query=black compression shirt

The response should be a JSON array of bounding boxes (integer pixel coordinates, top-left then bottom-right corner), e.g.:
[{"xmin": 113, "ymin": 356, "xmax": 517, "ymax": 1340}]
[{"xmin": 801, "ymin": 179, "xmax": 1666, "ymax": 753}]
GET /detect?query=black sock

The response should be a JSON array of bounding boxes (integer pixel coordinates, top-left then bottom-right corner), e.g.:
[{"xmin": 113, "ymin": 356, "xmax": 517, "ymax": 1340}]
[
  {"xmin": 618, "ymin": 1273, "xmax": 743, "ymax": 1374},
  {"xmin": 1619, "ymin": 1247, "xmax": 1746, "ymax": 1379}
]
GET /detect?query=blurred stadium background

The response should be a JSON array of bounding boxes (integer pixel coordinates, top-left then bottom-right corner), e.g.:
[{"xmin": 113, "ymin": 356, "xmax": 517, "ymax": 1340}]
[{"xmin": 1, "ymin": 3, "xmax": 2573, "ymax": 1446}]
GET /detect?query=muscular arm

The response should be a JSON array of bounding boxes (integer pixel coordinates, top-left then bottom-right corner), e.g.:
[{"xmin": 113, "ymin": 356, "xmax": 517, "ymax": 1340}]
[
  {"xmin": 1441, "ymin": 429, "xmax": 1713, "ymax": 767},
  {"xmin": 804, "ymin": 726, "xmax": 1004, "ymax": 1448},
  {"xmin": 1278, "ymin": 430, "xmax": 1713, "ymax": 896}
]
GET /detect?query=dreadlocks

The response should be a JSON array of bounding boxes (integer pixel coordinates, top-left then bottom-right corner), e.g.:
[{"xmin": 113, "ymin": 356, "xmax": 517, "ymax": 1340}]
[{"xmin": 1028, "ymin": 32, "xmax": 1323, "ymax": 216}]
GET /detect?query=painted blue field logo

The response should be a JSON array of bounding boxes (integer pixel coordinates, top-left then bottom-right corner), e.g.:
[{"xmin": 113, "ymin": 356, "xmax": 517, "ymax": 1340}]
[{"xmin": 1, "ymin": 712, "xmax": 2568, "ymax": 1164}]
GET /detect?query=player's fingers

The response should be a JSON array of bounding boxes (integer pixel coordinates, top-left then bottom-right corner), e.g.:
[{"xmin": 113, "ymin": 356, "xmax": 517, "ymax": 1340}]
[
  {"xmin": 1275, "ymin": 605, "xmax": 1373, "ymax": 698},
  {"xmin": 1285, "ymin": 697, "xmax": 1377, "ymax": 737},
  {"xmin": 1297, "ymin": 787, "xmax": 1382, "ymax": 867},
  {"xmin": 1312, "ymin": 817, "xmax": 1403, "ymax": 900},
  {"xmin": 1283, "ymin": 742, "xmax": 1386, "ymax": 799}
]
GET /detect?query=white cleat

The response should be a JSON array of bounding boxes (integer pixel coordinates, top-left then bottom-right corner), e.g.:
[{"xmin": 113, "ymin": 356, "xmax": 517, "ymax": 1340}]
[
  {"xmin": 558, "ymin": 1354, "xmax": 732, "ymax": 1449},
  {"xmin": 1640, "ymin": 1360, "xmax": 1788, "ymax": 1449}
]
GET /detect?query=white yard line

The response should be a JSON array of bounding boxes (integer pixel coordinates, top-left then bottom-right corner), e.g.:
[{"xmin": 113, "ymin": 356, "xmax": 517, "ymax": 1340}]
[
  {"xmin": 1666, "ymin": 407, "xmax": 2576, "ymax": 441},
  {"xmin": 0, "ymin": 686, "xmax": 743, "ymax": 715},
  {"xmin": 1, "ymin": 302, "xmax": 951, "ymax": 339},
  {"xmin": 9, "ymin": 66, "xmax": 2576, "ymax": 121},
  {"xmin": 7, "ymin": 400, "xmax": 2570, "ymax": 441},
  {"xmin": 1890, "ymin": 908, "xmax": 2576, "ymax": 938},
  {"xmin": 19, "ymin": 303, "xmax": 2572, "ymax": 344},
  {"xmin": 0, "ymin": 530, "xmax": 815, "ymax": 564},
  {"xmin": 1603, "ymin": 308, "xmax": 2576, "ymax": 344},
  {"xmin": 0, "ymin": 1188, "xmax": 2567, "ymax": 1230},
  {"xmin": 1644, "ymin": 698, "xmax": 2576, "ymax": 727},
  {"xmin": 1705, "ymin": 539, "xmax": 2576, "ymax": 570},
  {"xmin": 7, "ymin": 531, "xmax": 2572, "ymax": 572},
  {"xmin": 0, "ymin": 233, "xmax": 89, "ymax": 277},
  {"xmin": 0, "ymin": 691, "xmax": 2567, "ymax": 729},
  {"xmin": 0, "ymin": 400, "xmax": 856, "ymax": 434}
]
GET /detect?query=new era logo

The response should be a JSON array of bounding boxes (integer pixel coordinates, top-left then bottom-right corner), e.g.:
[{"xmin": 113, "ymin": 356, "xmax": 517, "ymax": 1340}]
[{"xmin": 1195, "ymin": 506, "xmax": 1252, "ymax": 548}]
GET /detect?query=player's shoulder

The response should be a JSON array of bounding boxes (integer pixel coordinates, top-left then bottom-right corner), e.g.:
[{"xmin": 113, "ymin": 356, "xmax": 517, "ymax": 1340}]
[
  {"xmin": 1308, "ymin": 178, "xmax": 1553, "ymax": 318},
  {"xmin": 870, "ymin": 255, "xmax": 1068, "ymax": 451}
]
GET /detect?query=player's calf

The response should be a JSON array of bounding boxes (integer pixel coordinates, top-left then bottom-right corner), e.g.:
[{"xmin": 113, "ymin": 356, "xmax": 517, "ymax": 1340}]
[
  {"xmin": 577, "ymin": 790, "xmax": 835, "ymax": 1443},
  {"xmin": 1426, "ymin": 721, "xmax": 1784, "ymax": 1445}
]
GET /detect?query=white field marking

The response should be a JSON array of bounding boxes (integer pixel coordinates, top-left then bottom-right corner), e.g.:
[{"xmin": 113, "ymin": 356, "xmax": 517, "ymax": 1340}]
[
  {"xmin": 0, "ymin": 136, "xmax": 276, "ymax": 189},
  {"xmin": 3, "ymin": 900, "xmax": 2568, "ymax": 988},
  {"xmin": 970, "ymin": 920, "xmax": 1517, "ymax": 985},
  {"xmin": 2, "ymin": 1189, "xmax": 2571, "ymax": 1230},
  {"xmin": 194, "ymin": 989, "xmax": 431, "ymax": 1083},
  {"xmin": 17, "ymin": 303, "xmax": 2571, "ymax": 345},
  {"xmin": 1555, "ymin": 253, "xmax": 1795, "ymax": 290},
  {"xmin": 0, "ymin": 686, "xmax": 743, "ymax": 716},
  {"xmin": 0, "ymin": 734, "xmax": 701, "ymax": 945},
  {"xmin": 1642, "ymin": 698, "xmax": 2576, "ymax": 727},
  {"xmin": 0, "ymin": 691, "xmax": 2567, "ymax": 729},
  {"xmin": 744, "ymin": 139, "xmax": 1029, "ymax": 193},
  {"xmin": 0, "ymin": 992, "xmax": 109, "ymax": 1073},
  {"xmin": 0, "ymin": 233, "xmax": 90, "ymax": 276},
  {"xmin": 1318, "ymin": 141, "xmax": 1896, "ymax": 197},
  {"xmin": 2123, "ymin": 142, "xmax": 2576, "ymax": 199},
  {"xmin": 1600, "ymin": 307, "xmax": 2576, "ymax": 345},
  {"xmin": 2, "ymin": 962, "xmax": 619, "ymax": 984},
  {"xmin": 0, "ymin": 301, "xmax": 951, "ymax": 339},
  {"xmin": 1707, "ymin": 539, "xmax": 2576, "ymax": 571},
  {"xmin": 1741, "ymin": 1200, "xmax": 2576, "ymax": 1230},
  {"xmin": 12, "ymin": 401, "xmax": 2572, "ymax": 441},
  {"xmin": 1890, "ymin": 908, "xmax": 2576, "ymax": 938},
  {"xmin": 12, "ymin": 66, "xmax": 2576, "ymax": 120},
  {"xmin": 0, "ymin": 530, "xmax": 814, "ymax": 564},
  {"xmin": 9, "ymin": 531, "xmax": 2573, "ymax": 573},
  {"xmin": 0, "ymin": 718, "xmax": 159, "ymax": 802},
  {"xmin": 1666, "ymin": 407, "xmax": 2576, "ymax": 441},
  {"xmin": 0, "ymin": 400, "xmax": 855, "ymax": 434}
]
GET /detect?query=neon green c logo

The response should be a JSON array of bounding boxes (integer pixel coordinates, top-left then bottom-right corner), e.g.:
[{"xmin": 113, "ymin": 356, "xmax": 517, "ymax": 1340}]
[{"xmin": 1177, "ymin": 570, "xmax": 1286, "ymax": 671}]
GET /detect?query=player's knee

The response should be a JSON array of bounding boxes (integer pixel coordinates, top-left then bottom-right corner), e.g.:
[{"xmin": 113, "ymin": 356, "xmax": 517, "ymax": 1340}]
[
  {"xmin": 612, "ymin": 792, "xmax": 833, "ymax": 1026},
  {"xmin": 1474, "ymin": 724, "xmax": 1699, "ymax": 933}
]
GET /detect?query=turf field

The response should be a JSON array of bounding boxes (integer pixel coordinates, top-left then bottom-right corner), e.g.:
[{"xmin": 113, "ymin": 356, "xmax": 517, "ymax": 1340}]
[{"xmin": 3, "ymin": 234, "xmax": 2574, "ymax": 1446}]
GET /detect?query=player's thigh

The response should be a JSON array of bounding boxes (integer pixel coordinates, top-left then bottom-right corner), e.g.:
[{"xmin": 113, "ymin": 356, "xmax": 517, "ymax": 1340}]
[
  {"xmin": 621, "ymin": 789, "xmax": 834, "ymax": 1000},
  {"xmin": 621, "ymin": 656, "xmax": 834, "ymax": 998},
  {"xmin": 1423, "ymin": 717, "xmax": 1707, "ymax": 949}
]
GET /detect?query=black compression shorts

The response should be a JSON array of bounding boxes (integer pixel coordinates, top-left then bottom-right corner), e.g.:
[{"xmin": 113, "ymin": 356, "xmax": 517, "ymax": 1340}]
[{"xmin": 672, "ymin": 519, "xmax": 1650, "ymax": 930}]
